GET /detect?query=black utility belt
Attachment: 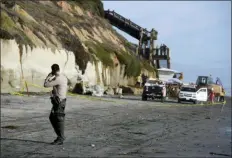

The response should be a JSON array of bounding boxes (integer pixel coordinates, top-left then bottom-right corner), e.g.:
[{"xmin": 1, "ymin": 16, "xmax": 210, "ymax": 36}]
[{"xmin": 50, "ymin": 96, "xmax": 66, "ymax": 105}]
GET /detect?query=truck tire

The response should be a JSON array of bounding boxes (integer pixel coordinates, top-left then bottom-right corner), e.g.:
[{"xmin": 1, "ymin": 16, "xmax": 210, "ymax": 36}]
[
  {"xmin": 161, "ymin": 96, "xmax": 166, "ymax": 103},
  {"xmin": 220, "ymin": 96, "xmax": 224, "ymax": 102},
  {"xmin": 161, "ymin": 97, "xmax": 164, "ymax": 103},
  {"xmin": 178, "ymin": 98, "xmax": 181, "ymax": 103},
  {"xmin": 193, "ymin": 100, "xmax": 197, "ymax": 104},
  {"xmin": 142, "ymin": 95, "xmax": 147, "ymax": 101}
]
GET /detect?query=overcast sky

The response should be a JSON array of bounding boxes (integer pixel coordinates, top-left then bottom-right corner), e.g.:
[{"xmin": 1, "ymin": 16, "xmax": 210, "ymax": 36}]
[{"xmin": 103, "ymin": 1, "xmax": 231, "ymax": 95}]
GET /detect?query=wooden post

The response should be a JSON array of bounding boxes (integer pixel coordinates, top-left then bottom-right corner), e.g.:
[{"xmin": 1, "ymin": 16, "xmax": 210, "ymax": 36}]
[
  {"xmin": 157, "ymin": 60, "xmax": 160, "ymax": 69},
  {"xmin": 149, "ymin": 29, "xmax": 155, "ymax": 65},
  {"xmin": 167, "ymin": 47, "xmax": 170, "ymax": 69},
  {"xmin": 136, "ymin": 46, "xmax": 139, "ymax": 57},
  {"xmin": 138, "ymin": 29, "xmax": 144, "ymax": 57}
]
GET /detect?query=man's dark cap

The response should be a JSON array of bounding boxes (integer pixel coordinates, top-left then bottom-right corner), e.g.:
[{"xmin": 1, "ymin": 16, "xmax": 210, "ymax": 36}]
[{"xmin": 51, "ymin": 64, "xmax": 60, "ymax": 72}]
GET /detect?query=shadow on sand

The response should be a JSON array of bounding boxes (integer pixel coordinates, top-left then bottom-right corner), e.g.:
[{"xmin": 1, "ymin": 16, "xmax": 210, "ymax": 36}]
[{"xmin": 1, "ymin": 137, "xmax": 50, "ymax": 145}]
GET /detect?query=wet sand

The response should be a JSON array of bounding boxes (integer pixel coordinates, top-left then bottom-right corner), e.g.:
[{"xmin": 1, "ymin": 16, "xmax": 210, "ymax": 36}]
[{"xmin": 1, "ymin": 94, "xmax": 231, "ymax": 157}]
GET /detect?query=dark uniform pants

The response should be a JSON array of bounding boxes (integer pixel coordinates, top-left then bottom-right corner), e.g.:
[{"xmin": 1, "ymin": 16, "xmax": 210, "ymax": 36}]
[{"xmin": 49, "ymin": 97, "xmax": 66, "ymax": 141}]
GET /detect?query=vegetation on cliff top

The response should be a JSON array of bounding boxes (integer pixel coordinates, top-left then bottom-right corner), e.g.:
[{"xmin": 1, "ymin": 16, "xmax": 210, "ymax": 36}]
[
  {"xmin": 0, "ymin": 0, "xmax": 156, "ymax": 77},
  {"xmin": 69, "ymin": 0, "xmax": 104, "ymax": 17}
]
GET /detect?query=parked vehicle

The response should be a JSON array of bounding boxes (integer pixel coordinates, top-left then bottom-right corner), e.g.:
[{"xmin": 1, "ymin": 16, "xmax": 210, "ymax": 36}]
[
  {"xmin": 196, "ymin": 76, "xmax": 225, "ymax": 102},
  {"xmin": 157, "ymin": 68, "xmax": 181, "ymax": 82},
  {"xmin": 178, "ymin": 86, "xmax": 208, "ymax": 104},
  {"xmin": 142, "ymin": 79, "xmax": 166, "ymax": 102}
]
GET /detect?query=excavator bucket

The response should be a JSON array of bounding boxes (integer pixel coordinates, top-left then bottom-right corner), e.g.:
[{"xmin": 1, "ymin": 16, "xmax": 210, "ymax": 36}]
[{"xmin": 216, "ymin": 77, "xmax": 223, "ymax": 88}]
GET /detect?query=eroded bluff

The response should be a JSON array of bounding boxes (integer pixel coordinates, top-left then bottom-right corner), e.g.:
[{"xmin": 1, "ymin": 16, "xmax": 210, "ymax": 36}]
[{"xmin": 1, "ymin": 0, "xmax": 156, "ymax": 93}]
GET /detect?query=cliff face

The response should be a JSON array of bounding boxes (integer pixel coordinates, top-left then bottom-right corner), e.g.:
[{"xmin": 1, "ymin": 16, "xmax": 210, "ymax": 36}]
[{"xmin": 1, "ymin": 1, "xmax": 156, "ymax": 93}]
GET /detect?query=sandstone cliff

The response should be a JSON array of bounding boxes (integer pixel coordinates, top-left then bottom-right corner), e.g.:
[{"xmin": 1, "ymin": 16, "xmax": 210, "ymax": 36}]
[{"xmin": 1, "ymin": 0, "xmax": 156, "ymax": 93}]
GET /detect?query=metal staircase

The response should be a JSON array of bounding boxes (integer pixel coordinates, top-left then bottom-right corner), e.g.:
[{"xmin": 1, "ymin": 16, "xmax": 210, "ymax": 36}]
[{"xmin": 104, "ymin": 9, "xmax": 171, "ymax": 69}]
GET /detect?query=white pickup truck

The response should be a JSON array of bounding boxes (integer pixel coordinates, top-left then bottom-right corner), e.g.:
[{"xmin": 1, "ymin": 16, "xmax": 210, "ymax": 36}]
[{"xmin": 178, "ymin": 86, "xmax": 208, "ymax": 104}]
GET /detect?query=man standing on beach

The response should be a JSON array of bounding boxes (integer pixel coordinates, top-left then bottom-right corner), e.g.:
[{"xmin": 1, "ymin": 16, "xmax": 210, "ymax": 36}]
[{"xmin": 44, "ymin": 64, "xmax": 68, "ymax": 145}]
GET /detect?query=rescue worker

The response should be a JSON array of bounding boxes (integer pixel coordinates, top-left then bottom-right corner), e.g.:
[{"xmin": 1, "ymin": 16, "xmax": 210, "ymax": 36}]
[
  {"xmin": 161, "ymin": 82, "xmax": 166, "ymax": 102},
  {"xmin": 220, "ymin": 88, "xmax": 225, "ymax": 102},
  {"xmin": 44, "ymin": 64, "xmax": 68, "ymax": 145},
  {"xmin": 179, "ymin": 73, "xmax": 183, "ymax": 80},
  {"xmin": 141, "ymin": 73, "xmax": 146, "ymax": 86},
  {"xmin": 209, "ymin": 88, "xmax": 215, "ymax": 104}
]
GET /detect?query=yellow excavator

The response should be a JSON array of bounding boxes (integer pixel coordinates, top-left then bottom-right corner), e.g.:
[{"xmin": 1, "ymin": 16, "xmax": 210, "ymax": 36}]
[{"xmin": 196, "ymin": 75, "xmax": 225, "ymax": 102}]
